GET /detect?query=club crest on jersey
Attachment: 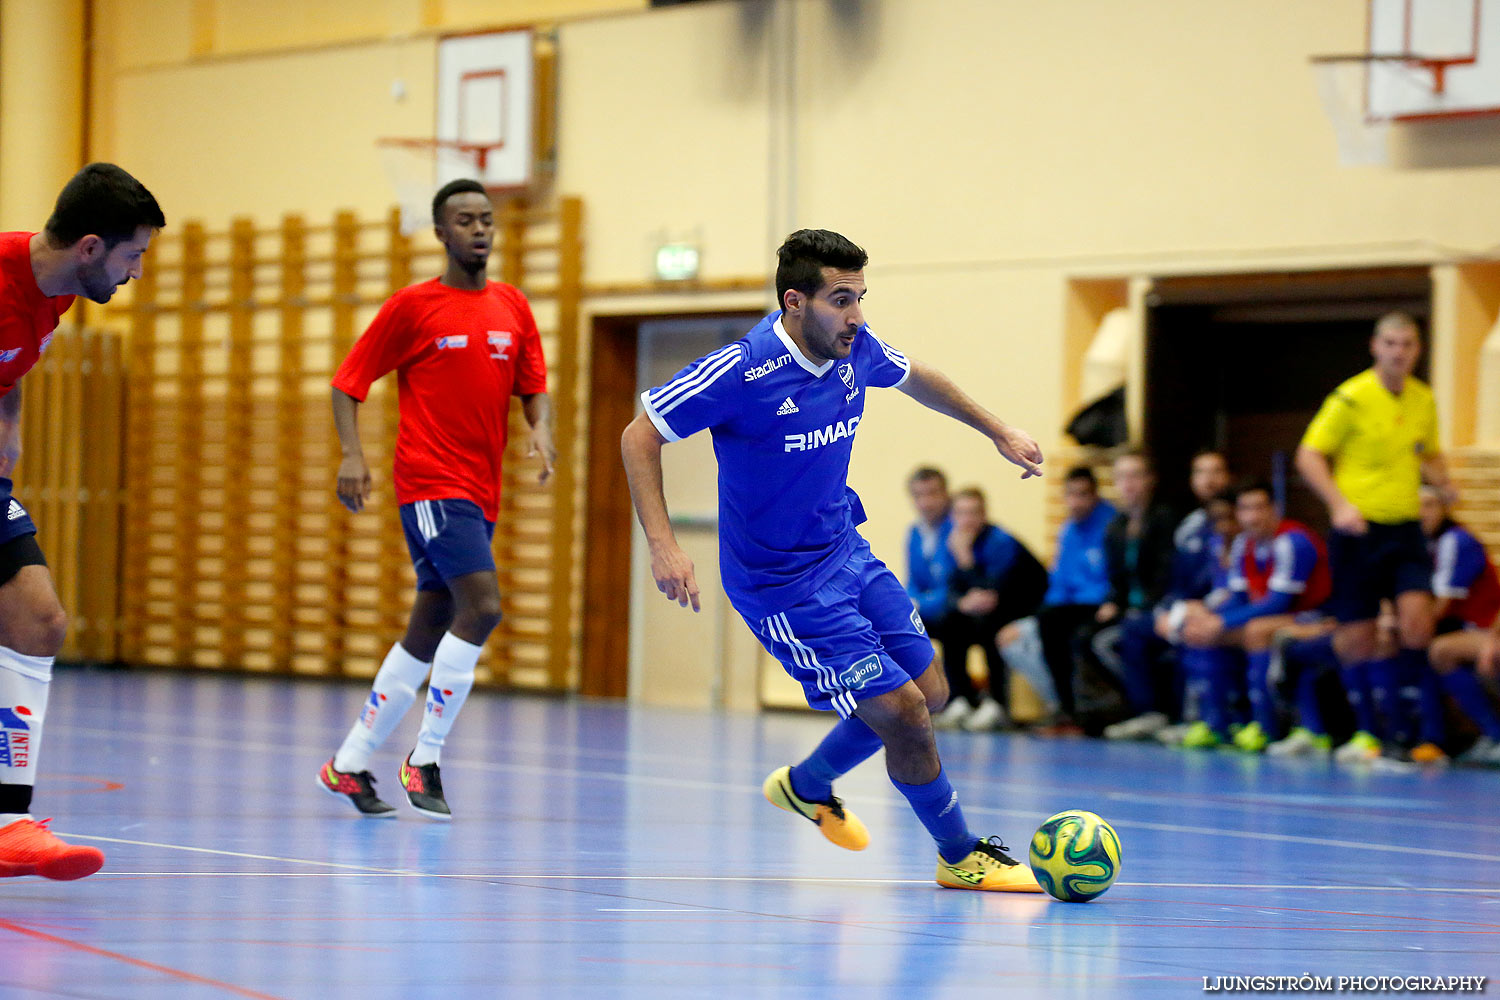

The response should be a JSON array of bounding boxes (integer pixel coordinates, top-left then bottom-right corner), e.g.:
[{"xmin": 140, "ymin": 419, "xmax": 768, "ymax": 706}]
[
  {"xmin": 784, "ymin": 415, "xmax": 860, "ymax": 452},
  {"xmin": 745, "ymin": 354, "xmax": 791, "ymax": 381},
  {"xmin": 488, "ymin": 331, "xmax": 513, "ymax": 360},
  {"xmin": 0, "ymin": 705, "xmax": 32, "ymax": 768},
  {"xmin": 434, "ymin": 335, "xmax": 469, "ymax": 350},
  {"xmin": 839, "ymin": 362, "xmax": 854, "ymax": 390},
  {"xmin": 838, "ymin": 655, "xmax": 883, "ymax": 692},
  {"xmin": 0, "ymin": 349, "xmax": 19, "ymax": 364}
]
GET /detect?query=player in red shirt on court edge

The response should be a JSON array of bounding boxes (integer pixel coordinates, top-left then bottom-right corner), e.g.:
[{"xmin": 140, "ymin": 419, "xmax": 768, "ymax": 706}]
[
  {"xmin": 317, "ymin": 179, "xmax": 553, "ymax": 820},
  {"xmin": 0, "ymin": 163, "xmax": 164, "ymax": 879}
]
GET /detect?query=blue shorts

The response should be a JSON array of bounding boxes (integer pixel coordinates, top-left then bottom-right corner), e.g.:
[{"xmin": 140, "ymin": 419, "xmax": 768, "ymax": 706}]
[
  {"xmin": 399, "ymin": 499, "xmax": 496, "ymax": 592},
  {"xmin": 0, "ymin": 479, "xmax": 37, "ymax": 546},
  {"xmin": 1326, "ymin": 521, "xmax": 1430, "ymax": 624},
  {"xmin": 745, "ymin": 538, "xmax": 936, "ymax": 718}
]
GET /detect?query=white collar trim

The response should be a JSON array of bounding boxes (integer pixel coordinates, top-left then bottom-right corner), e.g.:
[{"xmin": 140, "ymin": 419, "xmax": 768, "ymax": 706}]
[{"xmin": 773, "ymin": 317, "xmax": 834, "ymax": 377}]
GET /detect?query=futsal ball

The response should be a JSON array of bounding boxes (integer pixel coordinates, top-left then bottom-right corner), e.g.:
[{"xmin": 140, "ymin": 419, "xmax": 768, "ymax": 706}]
[{"xmin": 1028, "ymin": 810, "xmax": 1121, "ymax": 902}]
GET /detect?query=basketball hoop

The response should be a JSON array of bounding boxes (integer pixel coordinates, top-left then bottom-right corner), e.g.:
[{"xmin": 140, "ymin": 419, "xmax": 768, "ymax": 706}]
[
  {"xmin": 1309, "ymin": 53, "xmax": 1465, "ymax": 165},
  {"xmin": 377, "ymin": 138, "xmax": 504, "ymax": 235}
]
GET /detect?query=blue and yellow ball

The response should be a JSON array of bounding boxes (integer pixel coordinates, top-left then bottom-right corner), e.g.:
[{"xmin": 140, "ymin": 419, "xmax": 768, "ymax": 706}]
[{"xmin": 1028, "ymin": 810, "xmax": 1122, "ymax": 902}]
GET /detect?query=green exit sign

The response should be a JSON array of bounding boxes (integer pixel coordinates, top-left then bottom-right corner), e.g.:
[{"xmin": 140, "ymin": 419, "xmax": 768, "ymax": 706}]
[{"xmin": 655, "ymin": 243, "xmax": 700, "ymax": 281}]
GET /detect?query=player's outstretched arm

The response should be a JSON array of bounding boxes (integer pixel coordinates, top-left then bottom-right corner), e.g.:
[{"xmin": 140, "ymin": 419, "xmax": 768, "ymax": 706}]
[
  {"xmin": 520, "ymin": 392, "xmax": 556, "ymax": 484},
  {"xmin": 621, "ymin": 411, "xmax": 701, "ymax": 612},
  {"xmin": 331, "ymin": 388, "xmax": 373, "ymax": 513},
  {"xmin": 0, "ymin": 384, "xmax": 21, "ymax": 479},
  {"xmin": 898, "ymin": 358, "xmax": 1042, "ymax": 479}
]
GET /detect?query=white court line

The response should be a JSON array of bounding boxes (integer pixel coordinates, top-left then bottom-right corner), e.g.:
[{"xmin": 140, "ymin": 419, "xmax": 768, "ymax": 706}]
[
  {"xmin": 54, "ymin": 833, "xmax": 421, "ymax": 876},
  {"xmin": 67, "ymin": 872, "xmax": 1500, "ymax": 893},
  {"xmin": 47, "ymin": 727, "xmax": 1500, "ymax": 865},
  {"xmin": 51, "ymin": 717, "xmax": 1491, "ymax": 837}
]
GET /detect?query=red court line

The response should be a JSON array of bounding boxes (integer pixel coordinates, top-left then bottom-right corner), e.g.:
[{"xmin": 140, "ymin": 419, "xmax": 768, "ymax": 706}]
[
  {"xmin": 0, "ymin": 919, "xmax": 286, "ymax": 1000},
  {"xmin": 39, "ymin": 775, "xmax": 124, "ymax": 795}
]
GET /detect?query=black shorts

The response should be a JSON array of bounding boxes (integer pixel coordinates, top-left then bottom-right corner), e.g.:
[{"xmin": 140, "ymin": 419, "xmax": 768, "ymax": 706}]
[
  {"xmin": 1326, "ymin": 521, "xmax": 1430, "ymax": 624},
  {"xmin": 0, "ymin": 478, "xmax": 42, "ymax": 588}
]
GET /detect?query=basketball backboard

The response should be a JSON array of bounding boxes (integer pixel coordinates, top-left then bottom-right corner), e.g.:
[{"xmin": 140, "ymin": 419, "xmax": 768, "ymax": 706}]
[
  {"xmin": 1367, "ymin": 0, "xmax": 1499, "ymax": 119},
  {"xmin": 436, "ymin": 30, "xmax": 536, "ymax": 187}
]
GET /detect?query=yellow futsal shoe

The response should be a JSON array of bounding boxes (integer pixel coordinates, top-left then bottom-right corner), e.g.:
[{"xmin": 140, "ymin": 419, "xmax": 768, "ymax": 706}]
[
  {"xmin": 762, "ymin": 766, "xmax": 870, "ymax": 851},
  {"xmin": 936, "ymin": 836, "xmax": 1044, "ymax": 892}
]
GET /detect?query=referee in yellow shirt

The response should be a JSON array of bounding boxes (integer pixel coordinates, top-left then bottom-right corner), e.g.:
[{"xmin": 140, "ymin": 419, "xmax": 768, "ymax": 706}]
[{"xmin": 1295, "ymin": 312, "xmax": 1456, "ymax": 764}]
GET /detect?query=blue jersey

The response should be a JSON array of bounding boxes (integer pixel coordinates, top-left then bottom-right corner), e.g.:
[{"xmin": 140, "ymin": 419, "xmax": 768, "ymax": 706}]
[
  {"xmin": 641, "ymin": 311, "xmax": 910, "ymax": 620},
  {"xmin": 1220, "ymin": 528, "xmax": 1322, "ymax": 630}
]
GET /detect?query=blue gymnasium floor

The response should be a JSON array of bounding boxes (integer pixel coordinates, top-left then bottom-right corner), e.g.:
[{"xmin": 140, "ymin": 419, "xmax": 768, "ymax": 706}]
[{"xmin": 2, "ymin": 669, "xmax": 1499, "ymax": 1000}]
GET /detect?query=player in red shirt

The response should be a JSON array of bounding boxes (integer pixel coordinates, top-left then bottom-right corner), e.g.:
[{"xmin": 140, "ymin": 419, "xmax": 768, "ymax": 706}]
[
  {"xmin": 317, "ymin": 179, "xmax": 552, "ymax": 819},
  {"xmin": 0, "ymin": 163, "xmax": 163, "ymax": 879}
]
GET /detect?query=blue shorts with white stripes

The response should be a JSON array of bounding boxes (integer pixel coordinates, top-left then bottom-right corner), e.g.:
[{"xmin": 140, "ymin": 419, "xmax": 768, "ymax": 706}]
[
  {"xmin": 399, "ymin": 498, "xmax": 496, "ymax": 592},
  {"xmin": 745, "ymin": 537, "xmax": 936, "ymax": 718}
]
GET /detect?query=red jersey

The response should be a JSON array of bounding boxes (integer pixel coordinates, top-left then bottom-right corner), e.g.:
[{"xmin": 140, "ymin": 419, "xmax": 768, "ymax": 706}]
[
  {"xmin": 0, "ymin": 232, "xmax": 74, "ymax": 398},
  {"xmin": 331, "ymin": 278, "xmax": 548, "ymax": 521}
]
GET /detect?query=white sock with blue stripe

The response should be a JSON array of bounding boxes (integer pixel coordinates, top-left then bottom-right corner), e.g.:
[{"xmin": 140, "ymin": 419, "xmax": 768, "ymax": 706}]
[
  {"xmin": 334, "ymin": 642, "xmax": 430, "ymax": 774},
  {"xmin": 409, "ymin": 632, "xmax": 480, "ymax": 767},
  {"xmin": 0, "ymin": 646, "xmax": 53, "ymax": 825}
]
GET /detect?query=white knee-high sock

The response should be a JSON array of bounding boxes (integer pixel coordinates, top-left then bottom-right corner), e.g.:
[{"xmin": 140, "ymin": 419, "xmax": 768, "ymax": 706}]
[
  {"xmin": 333, "ymin": 642, "xmax": 430, "ymax": 774},
  {"xmin": 409, "ymin": 632, "xmax": 480, "ymax": 767},
  {"xmin": 0, "ymin": 646, "xmax": 54, "ymax": 825}
]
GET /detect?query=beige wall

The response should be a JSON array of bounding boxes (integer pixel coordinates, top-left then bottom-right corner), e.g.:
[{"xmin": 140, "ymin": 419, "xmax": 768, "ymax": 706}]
[{"xmin": 39, "ymin": 0, "xmax": 1500, "ymax": 696}]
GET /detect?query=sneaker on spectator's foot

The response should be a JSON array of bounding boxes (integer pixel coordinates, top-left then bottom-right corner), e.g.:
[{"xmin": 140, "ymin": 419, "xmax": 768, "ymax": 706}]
[
  {"xmin": 1409, "ymin": 742, "xmax": 1449, "ymax": 765},
  {"xmin": 0, "ymin": 819, "xmax": 104, "ymax": 880},
  {"xmin": 317, "ymin": 758, "xmax": 397, "ymax": 817},
  {"xmin": 762, "ymin": 765, "xmax": 869, "ymax": 851},
  {"xmin": 1456, "ymin": 736, "xmax": 1500, "ymax": 767},
  {"xmin": 1266, "ymin": 727, "xmax": 1332, "ymax": 758},
  {"xmin": 1103, "ymin": 711, "xmax": 1169, "ymax": 741},
  {"xmin": 399, "ymin": 754, "xmax": 451, "ymax": 820},
  {"xmin": 1333, "ymin": 730, "xmax": 1382, "ymax": 764},
  {"xmin": 932, "ymin": 698, "xmax": 973, "ymax": 730},
  {"xmin": 936, "ymin": 836, "xmax": 1042, "ymax": 892},
  {"xmin": 962, "ymin": 698, "xmax": 1009, "ymax": 732},
  {"xmin": 1180, "ymin": 720, "xmax": 1222, "ymax": 749},
  {"xmin": 1233, "ymin": 721, "xmax": 1270, "ymax": 754},
  {"xmin": 1154, "ymin": 722, "xmax": 1192, "ymax": 746}
]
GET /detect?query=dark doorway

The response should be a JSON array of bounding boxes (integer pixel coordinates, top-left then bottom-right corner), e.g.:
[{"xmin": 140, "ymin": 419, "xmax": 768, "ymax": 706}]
[
  {"xmin": 580, "ymin": 310, "xmax": 764, "ymax": 699},
  {"xmin": 1145, "ymin": 268, "xmax": 1431, "ymax": 529}
]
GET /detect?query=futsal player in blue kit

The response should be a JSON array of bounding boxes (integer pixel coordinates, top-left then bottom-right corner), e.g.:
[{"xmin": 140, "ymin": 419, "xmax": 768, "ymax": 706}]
[{"xmin": 621, "ymin": 230, "xmax": 1044, "ymax": 891}]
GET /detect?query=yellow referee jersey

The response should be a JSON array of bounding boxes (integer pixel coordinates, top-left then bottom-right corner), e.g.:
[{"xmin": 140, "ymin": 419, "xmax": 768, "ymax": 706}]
[{"xmin": 1301, "ymin": 369, "xmax": 1439, "ymax": 524}]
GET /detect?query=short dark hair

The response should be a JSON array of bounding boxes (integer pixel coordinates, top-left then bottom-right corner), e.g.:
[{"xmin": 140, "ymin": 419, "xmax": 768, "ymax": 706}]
[
  {"xmin": 1114, "ymin": 448, "xmax": 1154, "ymax": 476},
  {"xmin": 1064, "ymin": 466, "xmax": 1098, "ymax": 489},
  {"xmin": 1230, "ymin": 477, "xmax": 1275, "ymax": 505},
  {"xmin": 908, "ymin": 466, "xmax": 947, "ymax": 488},
  {"xmin": 432, "ymin": 179, "xmax": 490, "ymax": 226},
  {"xmin": 775, "ymin": 229, "xmax": 867, "ymax": 310},
  {"xmin": 952, "ymin": 486, "xmax": 986, "ymax": 509},
  {"xmin": 44, "ymin": 163, "xmax": 164, "ymax": 248}
]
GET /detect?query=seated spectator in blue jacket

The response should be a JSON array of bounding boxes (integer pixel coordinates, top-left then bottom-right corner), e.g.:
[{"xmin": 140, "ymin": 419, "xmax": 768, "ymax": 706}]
[
  {"xmin": 1176, "ymin": 480, "xmax": 1332, "ymax": 752},
  {"xmin": 904, "ymin": 467, "xmax": 954, "ymax": 633},
  {"xmin": 1170, "ymin": 450, "xmax": 1232, "ymax": 602},
  {"xmin": 931, "ymin": 487, "xmax": 1049, "ymax": 732},
  {"xmin": 1094, "ymin": 450, "xmax": 1179, "ymax": 740},
  {"xmin": 1034, "ymin": 466, "xmax": 1115, "ymax": 735}
]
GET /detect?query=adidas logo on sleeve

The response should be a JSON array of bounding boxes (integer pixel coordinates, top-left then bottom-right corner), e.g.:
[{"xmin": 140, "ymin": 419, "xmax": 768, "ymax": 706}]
[{"xmin": 776, "ymin": 397, "xmax": 799, "ymax": 415}]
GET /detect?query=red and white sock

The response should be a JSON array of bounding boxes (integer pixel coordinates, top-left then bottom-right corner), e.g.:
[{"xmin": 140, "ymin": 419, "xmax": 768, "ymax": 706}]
[
  {"xmin": 333, "ymin": 642, "xmax": 430, "ymax": 774},
  {"xmin": 0, "ymin": 646, "xmax": 54, "ymax": 826},
  {"xmin": 409, "ymin": 632, "xmax": 480, "ymax": 767}
]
